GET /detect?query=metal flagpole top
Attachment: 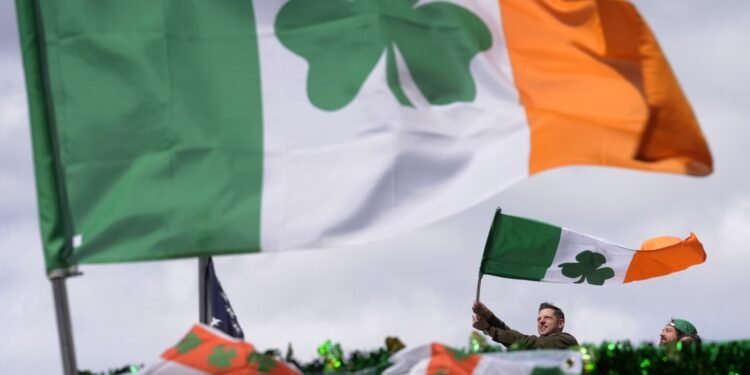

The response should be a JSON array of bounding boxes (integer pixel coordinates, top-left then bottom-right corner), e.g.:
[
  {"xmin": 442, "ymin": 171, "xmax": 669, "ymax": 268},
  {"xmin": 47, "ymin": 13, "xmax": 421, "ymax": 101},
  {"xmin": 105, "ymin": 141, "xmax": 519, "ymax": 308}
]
[
  {"xmin": 476, "ymin": 273, "xmax": 483, "ymax": 303},
  {"xmin": 48, "ymin": 266, "xmax": 82, "ymax": 280}
]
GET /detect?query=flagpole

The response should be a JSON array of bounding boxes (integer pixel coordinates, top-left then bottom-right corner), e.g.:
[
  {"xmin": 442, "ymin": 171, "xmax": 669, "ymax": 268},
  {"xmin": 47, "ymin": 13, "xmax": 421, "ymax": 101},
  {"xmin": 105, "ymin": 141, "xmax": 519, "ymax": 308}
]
[
  {"xmin": 199, "ymin": 256, "xmax": 210, "ymax": 324},
  {"xmin": 475, "ymin": 273, "xmax": 483, "ymax": 302},
  {"xmin": 475, "ymin": 207, "xmax": 500, "ymax": 303},
  {"xmin": 49, "ymin": 267, "xmax": 82, "ymax": 375}
]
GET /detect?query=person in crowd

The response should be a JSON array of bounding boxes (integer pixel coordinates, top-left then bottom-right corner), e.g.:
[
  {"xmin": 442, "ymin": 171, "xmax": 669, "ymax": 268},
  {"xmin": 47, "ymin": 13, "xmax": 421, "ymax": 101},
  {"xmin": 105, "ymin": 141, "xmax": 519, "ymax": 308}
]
[
  {"xmin": 472, "ymin": 301, "xmax": 578, "ymax": 349},
  {"xmin": 659, "ymin": 318, "xmax": 701, "ymax": 345}
]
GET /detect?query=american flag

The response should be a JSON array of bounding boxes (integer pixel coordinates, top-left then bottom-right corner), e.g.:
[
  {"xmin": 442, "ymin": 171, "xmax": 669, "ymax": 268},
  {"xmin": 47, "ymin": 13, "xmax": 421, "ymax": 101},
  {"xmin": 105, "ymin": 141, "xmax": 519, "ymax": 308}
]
[{"xmin": 207, "ymin": 257, "xmax": 244, "ymax": 339}]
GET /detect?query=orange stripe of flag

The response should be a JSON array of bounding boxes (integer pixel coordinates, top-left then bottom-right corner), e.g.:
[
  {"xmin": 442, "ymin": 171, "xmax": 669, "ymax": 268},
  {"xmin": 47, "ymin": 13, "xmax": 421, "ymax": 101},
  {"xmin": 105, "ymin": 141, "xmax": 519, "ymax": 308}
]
[
  {"xmin": 498, "ymin": 0, "xmax": 712, "ymax": 176},
  {"xmin": 624, "ymin": 233, "xmax": 706, "ymax": 283},
  {"xmin": 425, "ymin": 343, "xmax": 481, "ymax": 375}
]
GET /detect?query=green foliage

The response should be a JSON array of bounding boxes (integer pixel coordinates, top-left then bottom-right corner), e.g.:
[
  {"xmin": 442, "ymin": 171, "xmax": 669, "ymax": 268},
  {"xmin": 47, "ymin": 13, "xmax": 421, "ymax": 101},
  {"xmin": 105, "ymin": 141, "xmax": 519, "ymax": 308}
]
[
  {"xmin": 290, "ymin": 338, "xmax": 750, "ymax": 374},
  {"xmin": 581, "ymin": 340, "xmax": 750, "ymax": 374},
  {"xmin": 78, "ymin": 338, "xmax": 750, "ymax": 374}
]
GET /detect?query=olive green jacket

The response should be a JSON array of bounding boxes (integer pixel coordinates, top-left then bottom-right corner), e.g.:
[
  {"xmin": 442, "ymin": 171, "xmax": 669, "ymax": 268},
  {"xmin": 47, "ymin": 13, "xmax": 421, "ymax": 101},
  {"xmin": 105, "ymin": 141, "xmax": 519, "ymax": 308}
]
[{"xmin": 483, "ymin": 314, "xmax": 578, "ymax": 349}]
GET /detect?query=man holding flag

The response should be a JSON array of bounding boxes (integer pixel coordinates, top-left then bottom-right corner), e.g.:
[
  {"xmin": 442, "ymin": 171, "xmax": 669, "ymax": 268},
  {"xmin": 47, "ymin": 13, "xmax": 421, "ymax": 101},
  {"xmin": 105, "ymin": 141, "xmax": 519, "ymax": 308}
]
[
  {"xmin": 470, "ymin": 209, "xmax": 706, "ymax": 350},
  {"xmin": 472, "ymin": 302, "xmax": 578, "ymax": 349}
]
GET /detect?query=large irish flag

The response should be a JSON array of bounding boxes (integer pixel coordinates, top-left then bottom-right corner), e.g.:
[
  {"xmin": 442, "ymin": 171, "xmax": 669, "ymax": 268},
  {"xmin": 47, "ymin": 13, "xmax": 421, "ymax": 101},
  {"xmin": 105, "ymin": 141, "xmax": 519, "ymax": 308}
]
[{"xmin": 16, "ymin": 0, "xmax": 712, "ymax": 273}]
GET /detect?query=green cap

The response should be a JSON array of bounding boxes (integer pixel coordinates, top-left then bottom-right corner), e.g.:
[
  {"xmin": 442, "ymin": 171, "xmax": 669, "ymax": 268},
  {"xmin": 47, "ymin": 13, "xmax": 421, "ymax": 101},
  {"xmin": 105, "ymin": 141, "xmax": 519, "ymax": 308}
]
[{"xmin": 670, "ymin": 319, "xmax": 697, "ymax": 335}]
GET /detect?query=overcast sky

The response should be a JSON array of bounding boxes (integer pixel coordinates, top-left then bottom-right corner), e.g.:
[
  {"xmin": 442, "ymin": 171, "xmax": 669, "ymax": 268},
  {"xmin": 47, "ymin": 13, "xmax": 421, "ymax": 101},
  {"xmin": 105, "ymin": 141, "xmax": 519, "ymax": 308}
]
[{"xmin": 1, "ymin": 1, "xmax": 749, "ymax": 373}]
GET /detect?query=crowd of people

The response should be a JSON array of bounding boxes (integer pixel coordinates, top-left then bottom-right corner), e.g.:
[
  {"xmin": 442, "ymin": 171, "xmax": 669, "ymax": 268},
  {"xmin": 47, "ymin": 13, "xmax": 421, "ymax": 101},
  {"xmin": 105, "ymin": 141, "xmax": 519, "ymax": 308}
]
[{"xmin": 471, "ymin": 301, "xmax": 700, "ymax": 348}]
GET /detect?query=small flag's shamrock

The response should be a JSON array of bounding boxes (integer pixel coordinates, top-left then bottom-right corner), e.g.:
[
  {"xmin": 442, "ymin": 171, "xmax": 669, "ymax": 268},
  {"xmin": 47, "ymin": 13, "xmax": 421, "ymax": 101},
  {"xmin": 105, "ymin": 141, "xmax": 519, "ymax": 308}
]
[
  {"xmin": 529, "ymin": 367, "xmax": 566, "ymax": 375},
  {"xmin": 248, "ymin": 351, "xmax": 277, "ymax": 373},
  {"xmin": 558, "ymin": 250, "xmax": 615, "ymax": 285},
  {"xmin": 175, "ymin": 332, "xmax": 201, "ymax": 354},
  {"xmin": 275, "ymin": 0, "xmax": 492, "ymax": 111},
  {"xmin": 446, "ymin": 346, "xmax": 472, "ymax": 361},
  {"xmin": 208, "ymin": 345, "xmax": 237, "ymax": 369}
]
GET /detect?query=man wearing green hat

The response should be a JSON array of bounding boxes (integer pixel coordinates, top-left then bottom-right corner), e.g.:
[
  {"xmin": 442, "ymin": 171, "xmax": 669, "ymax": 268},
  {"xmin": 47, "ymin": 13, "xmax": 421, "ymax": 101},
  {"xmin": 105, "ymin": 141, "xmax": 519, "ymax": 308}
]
[{"xmin": 660, "ymin": 318, "xmax": 701, "ymax": 345}]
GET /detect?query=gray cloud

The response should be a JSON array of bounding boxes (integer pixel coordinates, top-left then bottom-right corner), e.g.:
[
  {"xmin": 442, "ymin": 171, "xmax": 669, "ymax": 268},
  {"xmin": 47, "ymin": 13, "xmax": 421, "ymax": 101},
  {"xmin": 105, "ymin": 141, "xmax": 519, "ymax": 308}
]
[
  {"xmin": 0, "ymin": 58, "xmax": 36, "ymax": 225},
  {"xmin": 0, "ymin": 1, "xmax": 20, "ymax": 59}
]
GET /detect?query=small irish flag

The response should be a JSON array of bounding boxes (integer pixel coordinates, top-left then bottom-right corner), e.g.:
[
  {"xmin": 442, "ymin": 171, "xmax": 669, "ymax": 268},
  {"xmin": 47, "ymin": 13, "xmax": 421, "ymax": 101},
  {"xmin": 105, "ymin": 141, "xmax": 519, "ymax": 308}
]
[
  {"xmin": 480, "ymin": 211, "xmax": 706, "ymax": 285},
  {"xmin": 139, "ymin": 324, "xmax": 299, "ymax": 374},
  {"xmin": 383, "ymin": 343, "xmax": 581, "ymax": 374}
]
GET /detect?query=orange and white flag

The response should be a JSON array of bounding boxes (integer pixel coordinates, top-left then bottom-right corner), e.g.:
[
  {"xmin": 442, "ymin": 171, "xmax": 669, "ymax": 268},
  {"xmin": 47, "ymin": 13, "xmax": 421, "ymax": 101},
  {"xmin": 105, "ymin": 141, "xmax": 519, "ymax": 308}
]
[
  {"xmin": 383, "ymin": 343, "xmax": 581, "ymax": 375},
  {"xmin": 139, "ymin": 325, "xmax": 299, "ymax": 375}
]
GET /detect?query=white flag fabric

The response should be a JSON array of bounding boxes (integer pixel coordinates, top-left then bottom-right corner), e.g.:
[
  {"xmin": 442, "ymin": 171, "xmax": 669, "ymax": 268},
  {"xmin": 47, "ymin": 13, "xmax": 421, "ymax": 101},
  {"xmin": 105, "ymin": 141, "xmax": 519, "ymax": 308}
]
[{"xmin": 383, "ymin": 342, "xmax": 582, "ymax": 375}]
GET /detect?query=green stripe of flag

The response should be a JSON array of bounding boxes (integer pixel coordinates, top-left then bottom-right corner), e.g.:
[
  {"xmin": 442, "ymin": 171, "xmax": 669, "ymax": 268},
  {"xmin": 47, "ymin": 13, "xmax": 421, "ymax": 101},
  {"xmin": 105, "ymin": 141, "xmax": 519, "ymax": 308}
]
[
  {"xmin": 19, "ymin": 0, "xmax": 265, "ymax": 271},
  {"xmin": 480, "ymin": 211, "xmax": 562, "ymax": 281},
  {"xmin": 16, "ymin": 0, "xmax": 71, "ymax": 272}
]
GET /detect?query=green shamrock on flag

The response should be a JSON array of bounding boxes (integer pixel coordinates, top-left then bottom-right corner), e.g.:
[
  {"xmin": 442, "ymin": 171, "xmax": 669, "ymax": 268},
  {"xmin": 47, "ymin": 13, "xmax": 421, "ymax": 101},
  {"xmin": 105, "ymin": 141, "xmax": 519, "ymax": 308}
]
[
  {"xmin": 275, "ymin": 0, "xmax": 492, "ymax": 111},
  {"xmin": 247, "ymin": 351, "xmax": 277, "ymax": 373},
  {"xmin": 175, "ymin": 332, "xmax": 201, "ymax": 354},
  {"xmin": 558, "ymin": 250, "xmax": 615, "ymax": 285},
  {"xmin": 208, "ymin": 345, "xmax": 237, "ymax": 369},
  {"xmin": 529, "ymin": 367, "xmax": 567, "ymax": 375},
  {"xmin": 446, "ymin": 346, "xmax": 472, "ymax": 361}
]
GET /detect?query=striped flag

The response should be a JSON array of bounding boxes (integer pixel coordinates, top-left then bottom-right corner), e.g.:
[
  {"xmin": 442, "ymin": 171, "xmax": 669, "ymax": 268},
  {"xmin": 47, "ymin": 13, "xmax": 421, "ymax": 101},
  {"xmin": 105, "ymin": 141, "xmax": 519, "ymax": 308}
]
[
  {"xmin": 383, "ymin": 343, "xmax": 581, "ymax": 375},
  {"xmin": 139, "ymin": 324, "xmax": 299, "ymax": 374},
  {"xmin": 16, "ymin": 0, "xmax": 712, "ymax": 272},
  {"xmin": 480, "ymin": 211, "xmax": 706, "ymax": 285}
]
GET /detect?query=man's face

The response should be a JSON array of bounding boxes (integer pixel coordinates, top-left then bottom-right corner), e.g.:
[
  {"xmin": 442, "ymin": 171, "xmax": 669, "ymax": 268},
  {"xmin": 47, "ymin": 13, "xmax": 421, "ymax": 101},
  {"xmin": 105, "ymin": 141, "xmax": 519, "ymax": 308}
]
[
  {"xmin": 659, "ymin": 325, "xmax": 679, "ymax": 344},
  {"xmin": 537, "ymin": 308, "xmax": 564, "ymax": 336}
]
